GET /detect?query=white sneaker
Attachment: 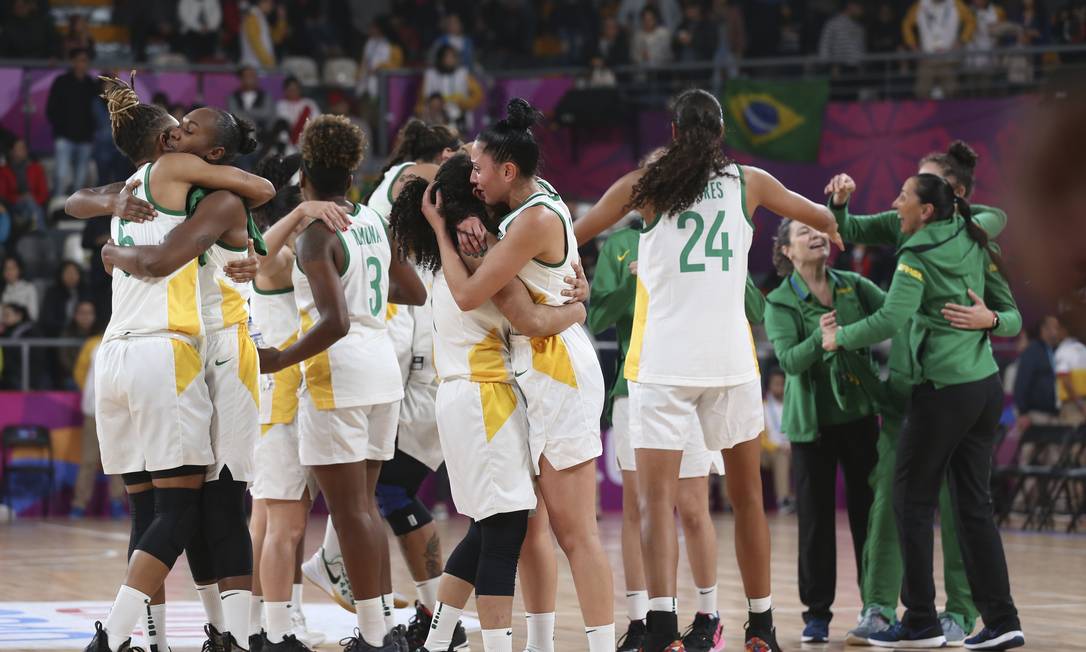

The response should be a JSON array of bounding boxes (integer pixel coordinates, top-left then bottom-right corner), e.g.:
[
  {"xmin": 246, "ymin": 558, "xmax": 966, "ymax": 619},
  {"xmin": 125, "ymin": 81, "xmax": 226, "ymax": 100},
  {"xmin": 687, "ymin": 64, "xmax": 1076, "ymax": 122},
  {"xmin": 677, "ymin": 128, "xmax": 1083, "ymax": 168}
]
[
  {"xmin": 300, "ymin": 546, "xmax": 355, "ymax": 612},
  {"xmin": 290, "ymin": 603, "xmax": 327, "ymax": 647}
]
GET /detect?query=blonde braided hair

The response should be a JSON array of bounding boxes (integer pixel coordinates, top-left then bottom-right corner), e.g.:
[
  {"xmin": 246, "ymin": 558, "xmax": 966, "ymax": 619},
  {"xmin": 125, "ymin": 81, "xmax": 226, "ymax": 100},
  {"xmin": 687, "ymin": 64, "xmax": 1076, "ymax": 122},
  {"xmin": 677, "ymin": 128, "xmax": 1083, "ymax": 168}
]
[
  {"xmin": 96, "ymin": 71, "xmax": 173, "ymax": 164},
  {"xmin": 99, "ymin": 71, "xmax": 141, "ymax": 130}
]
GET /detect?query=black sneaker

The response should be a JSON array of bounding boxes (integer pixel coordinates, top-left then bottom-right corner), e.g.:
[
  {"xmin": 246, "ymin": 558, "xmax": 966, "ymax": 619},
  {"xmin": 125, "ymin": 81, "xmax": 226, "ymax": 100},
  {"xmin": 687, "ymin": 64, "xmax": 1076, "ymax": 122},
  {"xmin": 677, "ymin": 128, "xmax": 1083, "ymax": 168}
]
[
  {"xmin": 341, "ymin": 629, "xmax": 401, "ymax": 652},
  {"xmin": 617, "ymin": 619, "xmax": 647, "ymax": 652},
  {"xmin": 201, "ymin": 625, "xmax": 227, "ymax": 652},
  {"xmin": 868, "ymin": 621, "xmax": 947, "ymax": 648},
  {"xmin": 744, "ymin": 611, "xmax": 782, "ymax": 652},
  {"xmin": 261, "ymin": 633, "xmax": 312, "ymax": 651},
  {"xmin": 682, "ymin": 612, "xmax": 724, "ymax": 652},
  {"xmin": 404, "ymin": 602, "xmax": 469, "ymax": 651},
  {"xmin": 85, "ymin": 621, "xmax": 146, "ymax": 652},
  {"xmin": 964, "ymin": 622, "xmax": 1024, "ymax": 650},
  {"xmin": 249, "ymin": 632, "xmax": 264, "ymax": 652},
  {"xmin": 385, "ymin": 625, "xmax": 409, "ymax": 652}
]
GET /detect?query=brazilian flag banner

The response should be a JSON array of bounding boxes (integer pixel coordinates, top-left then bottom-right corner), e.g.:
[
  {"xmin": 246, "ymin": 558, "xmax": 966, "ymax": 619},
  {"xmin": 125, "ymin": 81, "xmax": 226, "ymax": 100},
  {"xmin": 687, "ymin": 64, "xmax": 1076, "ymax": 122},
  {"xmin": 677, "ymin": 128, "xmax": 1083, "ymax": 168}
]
[{"xmin": 721, "ymin": 79, "xmax": 829, "ymax": 162}]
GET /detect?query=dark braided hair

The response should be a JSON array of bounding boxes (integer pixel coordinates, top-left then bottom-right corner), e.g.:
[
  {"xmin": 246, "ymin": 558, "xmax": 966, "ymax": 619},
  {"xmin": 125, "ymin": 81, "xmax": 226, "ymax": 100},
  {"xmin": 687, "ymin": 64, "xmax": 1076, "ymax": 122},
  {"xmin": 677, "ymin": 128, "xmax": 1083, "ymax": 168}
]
[
  {"xmin": 476, "ymin": 98, "xmax": 543, "ymax": 178},
  {"xmin": 251, "ymin": 153, "xmax": 302, "ymax": 229},
  {"xmin": 384, "ymin": 118, "xmax": 462, "ymax": 171},
  {"xmin": 210, "ymin": 109, "xmax": 259, "ymax": 164},
  {"xmin": 920, "ymin": 140, "xmax": 979, "ymax": 198},
  {"xmin": 389, "ymin": 152, "xmax": 488, "ymax": 272},
  {"xmin": 912, "ymin": 172, "xmax": 1005, "ymax": 276},
  {"xmin": 628, "ymin": 89, "xmax": 733, "ymax": 216},
  {"xmin": 99, "ymin": 73, "xmax": 175, "ymax": 164}
]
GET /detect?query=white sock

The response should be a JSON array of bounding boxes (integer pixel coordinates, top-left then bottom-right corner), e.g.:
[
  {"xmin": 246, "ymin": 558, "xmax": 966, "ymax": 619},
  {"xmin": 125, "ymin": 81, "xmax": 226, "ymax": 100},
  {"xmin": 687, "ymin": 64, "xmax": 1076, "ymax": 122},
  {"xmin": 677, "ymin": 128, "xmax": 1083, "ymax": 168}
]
[
  {"xmin": 104, "ymin": 585, "xmax": 150, "ymax": 651},
  {"xmin": 423, "ymin": 602, "xmax": 463, "ymax": 650},
  {"xmin": 355, "ymin": 596, "xmax": 386, "ymax": 646},
  {"xmin": 382, "ymin": 592, "xmax": 396, "ymax": 631},
  {"xmin": 696, "ymin": 585, "xmax": 718, "ymax": 615},
  {"xmin": 586, "ymin": 623, "xmax": 616, "ymax": 652},
  {"xmin": 221, "ymin": 589, "xmax": 252, "ymax": 643},
  {"xmin": 195, "ymin": 584, "xmax": 225, "ymax": 630},
  {"xmin": 525, "ymin": 612, "xmax": 555, "ymax": 652},
  {"xmin": 648, "ymin": 596, "xmax": 677, "ymax": 613},
  {"xmin": 481, "ymin": 627, "xmax": 513, "ymax": 652},
  {"xmin": 626, "ymin": 590, "xmax": 649, "ymax": 621},
  {"xmin": 322, "ymin": 517, "xmax": 341, "ymax": 560},
  {"xmin": 415, "ymin": 577, "xmax": 441, "ymax": 611},
  {"xmin": 748, "ymin": 594, "xmax": 772, "ymax": 614},
  {"xmin": 144, "ymin": 603, "xmax": 168, "ymax": 652},
  {"xmin": 249, "ymin": 595, "xmax": 263, "ymax": 634},
  {"xmin": 291, "ymin": 583, "xmax": 304, "ymax": 609},
  {"xmin": 265, "ymin": 602, "xmax": 291, "ymax": 643}
]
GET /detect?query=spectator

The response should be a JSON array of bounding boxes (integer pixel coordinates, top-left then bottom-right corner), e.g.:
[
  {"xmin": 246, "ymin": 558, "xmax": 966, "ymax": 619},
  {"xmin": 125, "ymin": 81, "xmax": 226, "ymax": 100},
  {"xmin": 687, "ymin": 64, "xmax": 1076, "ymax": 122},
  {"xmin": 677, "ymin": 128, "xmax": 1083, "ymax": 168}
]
[
  {"xmin": 1013, "ymin": 316, "xmax": 1062, "ymax": 428},
  {"xmin": 903, "ymin": 0, "xmax": 976, "ymax": 98},
  {"xmin": 618, "ymin": 0, "xmax": 681, "ymax": 32},
  {"xmin": 776, "ymin": 3, "xmax": 804, "ymax": 56},
  {"xmin": 0, "ymin": 138, "xmax": 49, "ymax": 233},
  {"xmin": 965, "ymin": 0, "xmax": 1007, "ymax": 72},
  {"xmin": 229, "ymin": 66, "xmax": 276, "ymax": 134},
  {"xmin": 276, "ymin": 76, "xmax": 322, "ymax": 150},
  {"xmin": 631, "ymin": 6, "xmax": 673, "ymax": 66},
  {"xmin": 580, "ymin": 55, "xmax": 618, "ymax": 87},
  {"xmin": 68, "ymin": 300, "xmax": 123, "ymax": 518},
  {"xmin": 672, "ymin": 0, "xmax": 718, "ymax": 62},
  {"xmin": 1006, "ymin": 0, "xmax": 1050, "ymax": 45},
  {"xmin": 762, "ymin": 368, "xmax": 794, "ymax": 513},
  {"xmin": 81, "ymin": 216, "xmax": 111, "ymax": 320},
  {"xmin": 178, "ymin": 0, "xmax": 223, "ymax": 62},
  {"xmin": 710, "ymin": 0, "xmax": 746, "ymax": 63},
  {"xmin": 819, "ymin": 1, "xmax": 867, "ymax": 70},
  {"xmin": 240, "ymin": 0, "xmax": 289, "ymax": 69},
  {"xmin": 91, "ymin": 76, "xmax": 132, "ymax": 187},
  {"xmin": 62, "ymin": 14, "xmax": 97, "ymax": 61},
  {"xmin": 55, "ymin": 298, "xmax": 96, "ymax": 387},
  {"xmin": 46, "ymin": 49, "xmax": 98, "ymax": 199},
  {"xmin": 358, "ymin": 15, "xmax": 405, "ymax": 99},
  {"xmin": 418, "ymin": 92, "xmax": 451, "ymax": 127},
  {"xmin": 592, "ymin": 16, "xmax": 631, "ymax": 68},
  {"xmin": 283, "ymin": 0, "xmax": 342, "ymax": 60},
  {"xmin": 417, "ymin": 45, "xmax": 483, "ymax": 132},
  {"xmin": 1053, "ymin": 3, "xmax": 1086, "ymax": 48},
  {"xmin": 429, "ymin": 13, "xmax": 476, "ymax": 70},
  {"xmin": 40, "ymin": 261, "xmax": 86, "ymax": 338},
  {"xmin": 1055, "ymin": 318, "xmax": 1086, "ymax": 425},
  {"xmin": 868, "ymin": 2, "xmax": 904, "ymax": 54},
  {"xmin": 0, "ymin": 302, "xmax": 38, "ymax": 389},
  {"xmin": 0, "ymin": 206, "xmax": 10, "ymax": 254},
  {"xmin": 0, "ymin": 0, "xmax": 59, "ymax": 59},
  {"xmin": 1, "ymin": 255, "xmax": 38, "ymax": 321},
  {"xmin": 126, "ymin": 0, "xmax": 180, "ymax": 62}
]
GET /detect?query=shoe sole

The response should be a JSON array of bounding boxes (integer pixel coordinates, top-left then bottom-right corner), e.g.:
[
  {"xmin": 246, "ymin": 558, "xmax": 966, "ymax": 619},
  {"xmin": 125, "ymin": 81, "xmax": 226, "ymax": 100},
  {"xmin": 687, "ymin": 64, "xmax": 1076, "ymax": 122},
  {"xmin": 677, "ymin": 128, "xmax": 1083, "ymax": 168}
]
[
  {"xmin": 870, "ymin": 635, "xmax": 947, "ymax": 648},
  {"xmin": 801, "ymin": 635, "xmax": 829, "ymax": 643},
  {"xmin": 300, "ymin": 554, "xmax": 354, "ymax": 613},
  {"xmin": 846, "ymin": 632, "xmax": 874, "ymax": 646},
  {"xmin": 964, "ymin": 632, "xmax": 1024, "ymax": 651}
]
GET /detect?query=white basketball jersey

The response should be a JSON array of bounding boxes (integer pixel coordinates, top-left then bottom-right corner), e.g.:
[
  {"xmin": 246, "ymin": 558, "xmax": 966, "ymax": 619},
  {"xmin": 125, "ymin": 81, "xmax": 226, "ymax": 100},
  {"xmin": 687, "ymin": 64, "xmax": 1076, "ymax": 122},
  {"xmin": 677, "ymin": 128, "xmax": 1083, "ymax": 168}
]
[
  {"xmin": 431, "ymin": 271, "xmax": 513, "ymax": 384},
  {"xmin": 626, "ymin": 164, "xmax": 758, "ymax": 387},
  {"xmin": 292, "ymin": 202, "xmax": 403, "ymax": 409},
  {"xmin": 199, "ymin": 242, "xmax": 252, "ymax": 333},
  {"xmin": 251, "ymin": 285, "xmax": 301, "ymax": 425},
  {"xmin": 104, "ymin": 162, "xmax": 202, "ymax": 342},
  {"xmin": 367, "ymin": 161, "xmax": 414, "ymax": 223}
]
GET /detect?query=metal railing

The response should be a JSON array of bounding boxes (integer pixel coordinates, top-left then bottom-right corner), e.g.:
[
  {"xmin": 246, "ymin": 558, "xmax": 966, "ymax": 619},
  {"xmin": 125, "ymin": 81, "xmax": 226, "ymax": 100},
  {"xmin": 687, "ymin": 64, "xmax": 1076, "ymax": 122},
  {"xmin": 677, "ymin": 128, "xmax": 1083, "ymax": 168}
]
[{"xmin": 0, "ymin": 338, "xmax": 85, "ymax": 393}]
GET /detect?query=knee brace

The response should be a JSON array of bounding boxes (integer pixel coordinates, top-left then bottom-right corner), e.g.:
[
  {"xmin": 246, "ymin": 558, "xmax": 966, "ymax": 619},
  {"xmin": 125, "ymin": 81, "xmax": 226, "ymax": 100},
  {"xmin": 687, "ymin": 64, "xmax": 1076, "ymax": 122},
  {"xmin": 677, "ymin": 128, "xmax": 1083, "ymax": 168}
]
[
  {"xmin": 136, "ymin": 487, "xmax": 201, "ymax": 568},
  {"xmin": 201, "ymin": 476, "xmax": 253, "ymax": 578},
  {"xmin": 444, "ymin": 519, "xmax": 482, "ymax": 584},
  {"xmin": 377, "ymin": 485, "xmax": 434, "ymax": 536},
  {"xmin": 184, "ymin": 525, "xmax": 216, "ymax": 584},
  {"xmin": 128, "ymin": 490, "xmax": 155, "ymax": 561},
  {"xmin": 475, "ymin": 510, "xmax": 529, "ymax": 597}
]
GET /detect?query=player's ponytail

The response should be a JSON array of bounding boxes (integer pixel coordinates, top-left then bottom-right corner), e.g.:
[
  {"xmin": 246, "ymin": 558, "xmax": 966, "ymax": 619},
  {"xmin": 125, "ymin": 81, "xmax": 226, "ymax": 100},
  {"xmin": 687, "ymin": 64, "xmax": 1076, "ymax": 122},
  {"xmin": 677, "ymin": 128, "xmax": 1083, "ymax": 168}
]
[
  {"xmin": 477, "ymin": 98, "xmax": 543, "ymax": 179},
  {"xmin": 211, "ymin": 110, "xmax": 259, "ymax": 163},
  {"xmin": 628, "ymin": 89, "xmax": 732, "ymax": 216},
  {"xmin": 921, "ymin": 140, "xmax": 979, "ymax": 198}
]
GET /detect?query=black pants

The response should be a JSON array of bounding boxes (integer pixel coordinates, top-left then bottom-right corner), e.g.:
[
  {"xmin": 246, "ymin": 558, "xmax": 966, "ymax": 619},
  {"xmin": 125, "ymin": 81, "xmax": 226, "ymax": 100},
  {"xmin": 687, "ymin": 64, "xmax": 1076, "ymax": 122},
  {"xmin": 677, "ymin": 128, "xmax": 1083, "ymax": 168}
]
[
  {"xmin": 896, "ymin": 374, "xmax": 1019, "ymax": 630},
  {"xmin": 792, "ymin": 414, "xmax": 879, "ymax": 622}
]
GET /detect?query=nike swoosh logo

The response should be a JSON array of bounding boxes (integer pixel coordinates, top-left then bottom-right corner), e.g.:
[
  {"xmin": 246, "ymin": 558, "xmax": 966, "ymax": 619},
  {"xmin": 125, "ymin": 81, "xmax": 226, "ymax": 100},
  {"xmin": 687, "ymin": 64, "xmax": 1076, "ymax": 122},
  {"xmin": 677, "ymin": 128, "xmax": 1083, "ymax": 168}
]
[
  {"xmin": 513, "ymin": 370, "xmax": 527, "ymax": 378},
  {"xmin": 699, "ymin": 589, "xmax": 714, "ymax": 594},
  {"xmin": 215, "ymin": 358, "xmax": 231, "ymax": 366},
  {"xmin": 221, "ymin": 591, "xmax": 239, "ymax": 600},
  {"xmin": 586, "ymin": 628, "xmax": 597, "ymax": 634},
  {"xmin": 617, "ymin": 250, "xmax": 630, "ymax": 261},
  {"xmin": 322, "ymin": 553, "xmax": 343, "ymax": 585},
  {"xmin": 625, "ymin": 592, "xmax": 640, "ymax": 597}
]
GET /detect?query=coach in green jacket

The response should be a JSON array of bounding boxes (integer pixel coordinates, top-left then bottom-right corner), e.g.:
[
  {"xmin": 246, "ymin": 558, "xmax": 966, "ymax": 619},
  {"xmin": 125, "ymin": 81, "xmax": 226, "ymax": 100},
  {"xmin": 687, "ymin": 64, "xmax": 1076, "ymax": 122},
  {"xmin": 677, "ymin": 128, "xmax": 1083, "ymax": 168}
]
[{"xmin": 763, "ymin": 218, "xmax": 883, "ymax": 643}]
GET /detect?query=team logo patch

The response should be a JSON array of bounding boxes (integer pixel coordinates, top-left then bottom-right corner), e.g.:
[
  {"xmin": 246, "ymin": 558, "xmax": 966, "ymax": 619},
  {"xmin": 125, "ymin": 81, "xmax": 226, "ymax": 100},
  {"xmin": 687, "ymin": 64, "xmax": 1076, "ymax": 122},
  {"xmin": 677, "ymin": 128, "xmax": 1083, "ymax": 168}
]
[{"xmin": 896, "ymin": 262, "xmax": 924, "ymax": 282}]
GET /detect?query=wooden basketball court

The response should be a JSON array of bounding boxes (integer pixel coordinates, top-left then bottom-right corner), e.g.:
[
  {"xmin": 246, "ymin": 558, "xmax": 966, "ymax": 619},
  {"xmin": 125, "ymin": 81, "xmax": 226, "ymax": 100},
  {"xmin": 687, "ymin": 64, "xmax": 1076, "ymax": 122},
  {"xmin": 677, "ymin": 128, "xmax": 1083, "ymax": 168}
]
[{"xmin": 1, "ymin": 513, "xmax": 1082, "ymax": 650}]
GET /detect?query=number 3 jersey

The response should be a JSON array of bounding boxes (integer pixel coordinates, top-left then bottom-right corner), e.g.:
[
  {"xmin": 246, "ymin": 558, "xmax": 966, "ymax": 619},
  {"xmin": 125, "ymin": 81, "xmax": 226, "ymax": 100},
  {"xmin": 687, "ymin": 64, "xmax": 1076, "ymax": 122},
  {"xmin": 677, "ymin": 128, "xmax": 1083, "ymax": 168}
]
[
  {"xmin": 292, "ymin": 202, "xmax": 404, "ymax": 410},
  {"xmin": 626, "ymin": 163, "xmax": 758, "ymax": 387}
]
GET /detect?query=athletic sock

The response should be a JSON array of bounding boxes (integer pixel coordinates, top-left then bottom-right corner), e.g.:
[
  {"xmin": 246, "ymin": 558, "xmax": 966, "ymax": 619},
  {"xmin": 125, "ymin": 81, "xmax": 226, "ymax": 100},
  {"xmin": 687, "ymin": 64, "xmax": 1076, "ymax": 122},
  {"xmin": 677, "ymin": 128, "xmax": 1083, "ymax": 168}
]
[
  {"xmin": 249, "ymin": 595, "xmax": 263, "ymax": 635},
  {"xmin": 144, "ymin": 603, "xmax": 168, "ymax": 652},
  {"xmin": 321, "ymin": 517, "xmax": 341, "ymax": 561},
  {"xmin": 481, "ymin": 627, "xmax": 513, "ymax": 652},
  {"xmin": 648, "ymin": 597, "xmax": 677, "ymax": 614},
  {"xmin": 382, "ymin": 592, "xmax": 396, "ymax": 631},
  {"xmin": 221, "ymin": 589, "xmax": 252, "ymax": 644},
  {"xmin": 195, "ymin": 584, "xmax": 225, "ymax": 630},
  {"xmin": 696, "ymin": 585, "xmax": 718, "ymax": 615},
  {"xmin": 748, "ymin": 595, "xmax": 774, "ymax": 632},
  {"xmin": 646, "ymin": 608, "xmax": 679, "ymax": 652},
  {"xmin": 525, "ymin": 612, "xmax": 555, "ymax": 652},
  {"xmin": 626, "ymin": 590, "xmax": 649, "ymax": 622},
  {"xmin": 415, "ymin": 577, "xmax": 441, "ymax": 612},
  {"xmin": 355, "ymin": 596, "xmax": 386, "ymax": 646},
  {"xmin": 586, "ymin": 623, "xmax": 615, "ymax": 652},
  {"xmin": 423, "ymin": 602, "xmax": 463, "ymax": 650},
  {"xmin": 105, "ymin": 585, "xmax": 150, "ymax": 651},
  {"xmin": 291, "ymin": 584, "xmax": 304, "ymax": 610},
  {"xmin": 265, "ymin": 602, "xmax": 291, "ymax": 644},
  {"xmin": 748, "ymin": 594, "xmax": 772, "ymax": 614}
]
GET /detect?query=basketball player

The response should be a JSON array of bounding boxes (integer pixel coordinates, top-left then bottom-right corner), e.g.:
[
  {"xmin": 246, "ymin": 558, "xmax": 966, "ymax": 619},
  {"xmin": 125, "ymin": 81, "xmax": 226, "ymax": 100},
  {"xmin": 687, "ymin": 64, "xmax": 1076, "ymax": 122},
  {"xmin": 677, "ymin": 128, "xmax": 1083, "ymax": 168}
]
[
  {"xmin": 256, "ymin": 115, "xmax": 425, "ymax": 652},
  {"xmin": 390, "ymin": 151, "xmax": 589, "ymax": 652},
  {"xmin": 423, "ymin": 99, "xmax": 614, "ymax": 652},
  {"xmin": 571, "ymin": 88, "xmax": 843, "ymax": 652},
  {"xmin": 78, "ymin": 77, "xmax": 274, "ymax": 652}
]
